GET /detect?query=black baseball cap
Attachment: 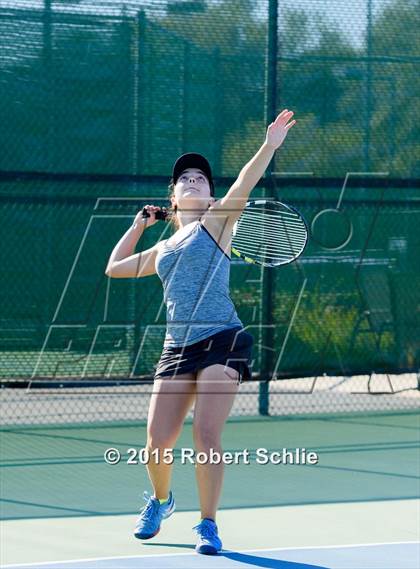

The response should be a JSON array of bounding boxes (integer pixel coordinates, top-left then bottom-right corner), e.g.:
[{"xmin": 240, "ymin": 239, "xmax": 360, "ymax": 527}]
[{"xmin": 172, "ymin": 152, "xmax": 214, "ymax": 194}]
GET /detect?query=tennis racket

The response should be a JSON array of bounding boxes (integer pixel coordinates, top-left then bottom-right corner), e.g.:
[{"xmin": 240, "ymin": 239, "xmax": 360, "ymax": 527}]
[{"xmin": 231, "ymin": 199, "xmax": 308, "ymax": 267}]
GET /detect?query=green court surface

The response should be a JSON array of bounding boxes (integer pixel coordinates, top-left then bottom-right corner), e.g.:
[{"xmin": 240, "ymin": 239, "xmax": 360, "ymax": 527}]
[{"xmin": 1, "ymin": 411, "xmax": 419, "ymax": 566}]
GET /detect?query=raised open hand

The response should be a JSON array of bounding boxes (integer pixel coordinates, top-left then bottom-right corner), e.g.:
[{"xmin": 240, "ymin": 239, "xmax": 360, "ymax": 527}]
[{"xmin": 265, "ymin": 109, "xmax": 296, "ymax": 150}]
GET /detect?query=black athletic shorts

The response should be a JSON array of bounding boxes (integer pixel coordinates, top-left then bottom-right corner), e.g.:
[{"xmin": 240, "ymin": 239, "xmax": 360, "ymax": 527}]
[{"xmin": 154, "ymin": 326, "xmax": 254, "ymax": 384}]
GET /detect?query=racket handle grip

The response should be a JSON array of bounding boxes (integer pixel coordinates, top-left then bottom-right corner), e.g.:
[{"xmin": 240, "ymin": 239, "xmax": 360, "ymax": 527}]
[{"xmin": 141, "ymin": 207, "xmax": 168, "ymax": 221}]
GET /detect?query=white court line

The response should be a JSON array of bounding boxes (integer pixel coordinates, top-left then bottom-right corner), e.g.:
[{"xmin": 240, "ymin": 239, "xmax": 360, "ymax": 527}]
[{"xmin": 2, "ymin": 541, "xmax": 419, "ymax": 567}]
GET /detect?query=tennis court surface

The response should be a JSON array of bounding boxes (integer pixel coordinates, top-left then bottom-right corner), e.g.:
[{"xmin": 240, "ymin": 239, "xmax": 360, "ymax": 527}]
[
  {"xmin": 1, "ymin": 403, "xmax": 419, "ymax": 568},
  {"xmin": 2, "ymin": 543, "xmax": 419, "ymax": 569}
]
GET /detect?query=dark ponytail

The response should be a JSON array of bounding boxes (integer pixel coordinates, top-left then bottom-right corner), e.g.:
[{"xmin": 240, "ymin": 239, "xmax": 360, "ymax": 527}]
[{"xmin": 167, "ymin": 179, "xmax": 180, "ymax": 231}]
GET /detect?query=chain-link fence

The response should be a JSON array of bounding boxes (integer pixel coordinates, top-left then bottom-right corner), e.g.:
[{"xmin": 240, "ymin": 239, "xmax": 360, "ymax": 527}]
[
  {"xmin": 1, "ymin": 179, "xmax": 419, "ymax": 424},
  {"xmin": 1, "ymin": 0, "xmax": 418, "ymax": 177},
  {"xmin": 1, "ymin": 0, "xmax": 419, "ymax": 424}
]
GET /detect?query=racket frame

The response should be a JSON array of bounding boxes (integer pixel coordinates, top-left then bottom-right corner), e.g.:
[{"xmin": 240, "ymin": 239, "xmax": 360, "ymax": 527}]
[{"xmin": 231, "ymin": 198, "xmax": 309, "ymax": 267}]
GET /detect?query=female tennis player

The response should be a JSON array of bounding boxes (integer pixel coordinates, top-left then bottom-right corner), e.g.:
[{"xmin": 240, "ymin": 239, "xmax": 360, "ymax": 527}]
[{"xmin": 105, "ymin": 109, "xmax": 296, "ymax": 555}]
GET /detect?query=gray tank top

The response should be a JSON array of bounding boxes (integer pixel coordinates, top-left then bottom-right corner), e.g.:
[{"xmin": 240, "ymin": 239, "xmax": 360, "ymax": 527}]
[{"xmin": 155, "ymin": 220, "xmax": 243, "ymax": 347}]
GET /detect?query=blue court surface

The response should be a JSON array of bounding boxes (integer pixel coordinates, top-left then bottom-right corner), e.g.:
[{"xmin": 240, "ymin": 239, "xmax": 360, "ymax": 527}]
[{"xmin": 3, "ymin": 542, "xmax": 419, "ymax": 569}]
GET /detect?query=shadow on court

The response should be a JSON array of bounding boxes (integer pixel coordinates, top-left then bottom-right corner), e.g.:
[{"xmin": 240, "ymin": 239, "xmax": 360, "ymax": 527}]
[
  {"xmin": 221, "ymin": 551, "xmax": 328, "ymax": 568},
  {"xmin": 141, "ymin": 544, "xmax": 328, "ymax": 567},
  {"xmin": 141, "ymin": 547, "xmax": 328, "ymax": 568},
  {"xmin": 142, "ymin": 542, "xmax": 195, "ymax": 550}
]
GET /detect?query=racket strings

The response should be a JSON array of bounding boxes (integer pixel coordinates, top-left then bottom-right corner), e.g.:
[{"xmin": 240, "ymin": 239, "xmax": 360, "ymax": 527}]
[
  {"xmin": 237, "ymin": 209, "xmax": 306, "ymax": 231},
  {"xmin": 233, "ymin": 231, "xmax": 304, "ymax": 253},
  {"xmin": 236, "ymin": 216, "xmax": 307, "ymax": 245},
  {"xmin": 232, "ymin": 204, "xmax": 308, "ymax": 266},
  {"xmin": 233, "ymin": 242, "xmax": 303, "ymax": 259},
  {"xmin": 243, "ymin": 206, "xmax": 301, "ymax": 221},
  {"xmin": 236, "ymin": 219, "xmax": 307, "ymax": 242}
]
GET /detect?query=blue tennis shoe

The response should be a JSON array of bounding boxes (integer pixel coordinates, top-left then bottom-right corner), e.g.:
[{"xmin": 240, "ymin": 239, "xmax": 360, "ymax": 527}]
[
  {"xmin": 193, "ymin": 518, "xmax": 222, "ymax": 555},
  {"xmin": 134, "ymin": 490, "xmax": 175, "ymax": 539}
]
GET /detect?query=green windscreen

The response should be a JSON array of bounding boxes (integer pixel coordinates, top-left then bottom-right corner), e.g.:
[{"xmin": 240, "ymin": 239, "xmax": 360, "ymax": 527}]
[{"xmin": 0, "ymin": 0, "xmax": 419, "ymax": 425}]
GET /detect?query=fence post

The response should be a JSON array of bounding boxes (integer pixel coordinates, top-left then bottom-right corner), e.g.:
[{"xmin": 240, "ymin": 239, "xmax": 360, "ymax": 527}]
[
  {"xmin": 137, "ymin": 10, "xmax": 146, "ymax": 173},
  {"xmin": 181, "ymin": 40, "xmax": 190, "ymax": 153},
  {"xmin": 213, "ymin": 46, "xmax": 222, "ymax": 176},
  {"xmin": 364, "ymin": 0, "xmax": 373, "ymax": 171},
  {"xmin": 43, "ymin": 0, "xmax": 53, "ymax": 334},
  {"xmin": 259, "ymin": 0, "xmax": 278, "ymax": 416},
  {"xmin": 127, "ymin": 10, "xmax": 140, "ymax": 374}
]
